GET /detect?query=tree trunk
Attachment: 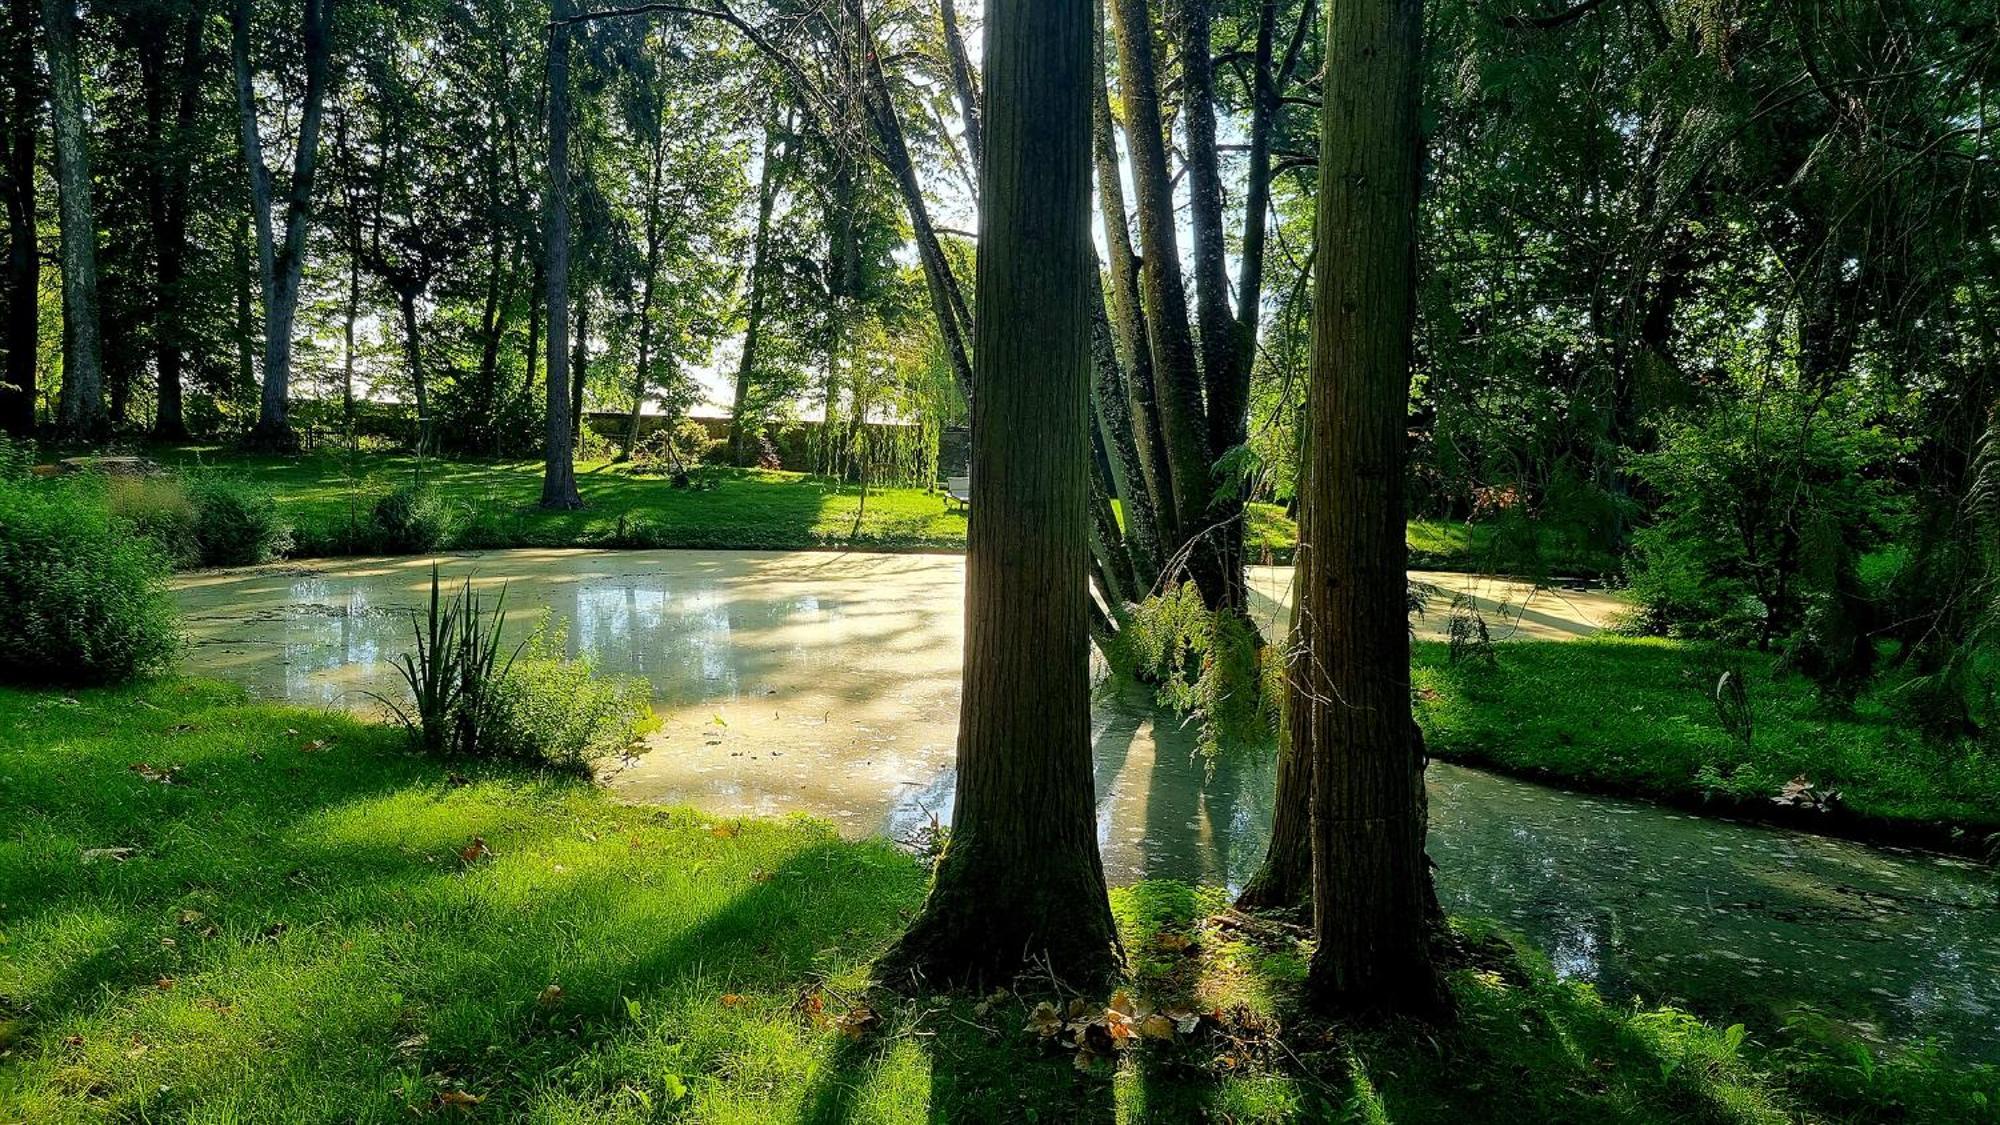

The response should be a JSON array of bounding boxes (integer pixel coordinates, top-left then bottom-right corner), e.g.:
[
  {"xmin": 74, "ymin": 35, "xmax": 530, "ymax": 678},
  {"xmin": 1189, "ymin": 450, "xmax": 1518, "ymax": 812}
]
[
  {"xmin": 625, "ymin": 121, "xmax": 668, "ymax": 460},
  {"xmin": 569, "ymin": 287, "xmax": 588, "ymax": 450},
  {"xmin": 1105, "ymin": 0, "xmax": 1219, "ymax": 603},
  {"xmin": 1091, "ymin": 282, "xmax": 1160, "ymax": 592},
  {"xmin": 938, "ymin": 0, "xmax": 981, "ymax": 170},
  {"xmin": 880, "ymin": 0, "xmax": 1118, "ymax": 990},
  {"xmin": 539, "ymin": 2, "xmax": 581, "ymax": 508},
  {"xmin": 44, "ymin": 0, "xmax": 105, "ymax": 441},
  {"xmin": 1091, "ymin": 1, "xmax": 1173, "ymax": 550},
  {"xmin": 1238, "ymin": 459, "xmax": 1311, "ymax": 909},
  {"xmin": 1, "ymin": 0, "xmax": 38, "ymax": 437},
  {"xmin": 397, "ymin": 287, "xmax": 428, "ymax": 454},
  {"xmin": 234, "ymin": 0, "xmax": 333, "ymax": 452},
  {"xmin": 149, "ymin": 3, "xmax": 205, "ymax": 441},
  {"xmin": 1301, "ymin": 0, "xmax": 1448, "ymax": 1017},
  {"xmin": 727, "ymin": 118, "xmax": 780, "ymax": 465}
]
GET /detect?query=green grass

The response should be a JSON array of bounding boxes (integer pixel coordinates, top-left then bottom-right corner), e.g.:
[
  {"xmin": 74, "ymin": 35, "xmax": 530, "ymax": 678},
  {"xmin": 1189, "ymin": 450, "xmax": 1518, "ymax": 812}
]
[
  {"xmin": 1415, "ymin": 637, "xmax": 2000, "ymax": 841},
  {"xmin": 3, "ymin": 680, "xmax": 1990, "ymax": 1122},
  {"xmin": 1406, "ymin": 517, "xmax": 1621, "ymax": 578}
]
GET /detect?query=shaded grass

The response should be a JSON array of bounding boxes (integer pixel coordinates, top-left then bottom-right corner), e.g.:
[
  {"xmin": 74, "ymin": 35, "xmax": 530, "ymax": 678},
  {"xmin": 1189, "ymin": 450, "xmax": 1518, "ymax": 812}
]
[
  {"xmin": 1406, "ymin": 517, "xmax": 1621, "ymax": 578},
  {"xmin": 2, "ymin": 681, "xmax": 1988, "ymax": 1122},
  {"xmin": 1415, "ymin": 637, "xmax": 2000, "ymax": 840}
]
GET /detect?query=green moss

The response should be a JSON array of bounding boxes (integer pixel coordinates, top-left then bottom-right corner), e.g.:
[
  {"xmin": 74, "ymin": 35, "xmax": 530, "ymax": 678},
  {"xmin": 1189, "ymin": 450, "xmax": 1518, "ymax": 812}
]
[{"xmin": 3, "ymin": 680, "xmax": 1987, "ymax": 1121}]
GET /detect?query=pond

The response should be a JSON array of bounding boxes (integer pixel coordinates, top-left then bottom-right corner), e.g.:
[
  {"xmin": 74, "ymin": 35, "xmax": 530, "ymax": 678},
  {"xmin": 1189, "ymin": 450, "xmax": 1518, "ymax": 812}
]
[{"xmin": 173, "ymin": 548, "xmax": 1999, "ymax": 1063}]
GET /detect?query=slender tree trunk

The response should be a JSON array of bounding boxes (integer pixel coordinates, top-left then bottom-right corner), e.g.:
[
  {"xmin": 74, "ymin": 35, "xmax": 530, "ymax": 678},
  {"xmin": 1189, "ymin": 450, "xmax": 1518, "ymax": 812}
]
[
  {"xmin": 1, "ymin": 0, "xmax": 39, "ymax": 437},
  {"xmin": 880, "ymin": 0, "xmax": 1118, "ymax": 990},
  {"xmin": 1175, "ymin": 0, "xmax": 1250, "ymax": 611},
  {"xmin": 1238, "ymin": 457, "xmax": 1311, "ymax": 908},
  {"xmin": 728, "ymin": 118, "xmax": 780, "ymax": 465},
  {"xmin": 1106, "ymin": 0, "xmax": 1219, "ymax": 602},
  {"xmin": 397, "ymin": 287, "xmax": 428, "ymax": 454},
  {"xmin": 1092, "ymin": 283, "xmax": 1160, "ymax": 592},
  {"xmin": 625, "ymin": 122, "xmax": 667, "ymax": 460},
  {"xmin": 539, "ymin": 1, "xmax": 581, "ymax": 508},
  {"xmin": 44, "ymin": 0, "xmax": 105, "ymax": 440},
  {"xmin": 234, "ymin": 0, "xmax": 333, "ymax": 452},
  {"xmin": 847, "ymin": 0, "xmax": 974, "ymax": 405},
  {"xmin": 149, "ymin": 3, "xmax": 205, "ymax": 441},
  {"xmin": 1301, "ymin": 0, "xmax": 1448, "ymax": 1017},
  {"xmin": 570, "ymin": 287, "xmax": 588, "ymax": 450},
  {"xmin": 1092, "ymin": 1, "xmax": 1173, "ymax": 550},
  {"xmin": 938, "ymin": 0, "xmax": 981, "ymax": 170}
]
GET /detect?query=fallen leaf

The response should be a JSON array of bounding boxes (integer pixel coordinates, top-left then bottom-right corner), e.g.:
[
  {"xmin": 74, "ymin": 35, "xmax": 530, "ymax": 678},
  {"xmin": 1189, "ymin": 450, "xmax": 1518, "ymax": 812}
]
[
  {"xmin": 1153, "ymin": 932, "xmax": 1194, "ymax": 954},
  {"xmin": 1026, "ymin": 1001, "xmax": 1063, "ymax": 1038},
  {"xmin": 460, "ymin": 837, "xmax": 493, "ymax": 864},
  {"xmin": 81, "ymin": 846, "xmax": 136, "ymax": 864},
  {"xmin": 709, "ymin": 822, "xmax": 740, "ymax": 839},
  {"xmin": 720, "ymin": 993, "xmax": 746, "ymax": 1008},
  {"xmin": 437, "ymin": 1089, "xmax": 483, "ymax": 1109},
  {"xmin": 1137, "ymin": 1013, "xmax": 1177, "ymax": 1040},
  {"xmin": 536, "ymin": 984, "xmax": 564, "ymax": 1008},
  {"xmin": 154, "ymin": 977, "xmax": 175, "ymax": 991},
  {"xmin": 300, "ymin": 739, "xmax": 330, "ymax": 753},
  {"xmin": 128, "ymin": 762, "xmax": 183, "ymax": 785},
  {"xmin": 835, "ymin": 1005, "xmax": 880, "ymax": 1040}
]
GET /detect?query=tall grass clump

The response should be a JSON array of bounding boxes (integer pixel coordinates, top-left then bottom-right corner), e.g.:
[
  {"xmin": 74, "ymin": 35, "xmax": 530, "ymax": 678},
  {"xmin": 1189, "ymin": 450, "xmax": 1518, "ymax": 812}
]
[
  {"xmin": 369, "ymin": 481, "xmax": 462, "ymax": 553},
  {"xmin": 0, "ymin": 457, "xmax": 181, "ymax": 684},
  {"xmin": 184, "ymin": 471, "xmax": 293, "ymax": 565},
  {"xmin": 385, "ymin": 568, "xmax": 653, "ymax": 768}
]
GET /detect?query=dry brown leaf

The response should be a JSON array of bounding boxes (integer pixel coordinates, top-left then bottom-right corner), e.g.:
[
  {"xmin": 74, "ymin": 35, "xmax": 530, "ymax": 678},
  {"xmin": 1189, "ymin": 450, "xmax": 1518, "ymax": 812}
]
[
  {"xmin": 1026, "ymin": 1001, "xmax": 1063, "ymax": 1038},
  {"xmin": 709, "ymin": 822, "xmax": 740, "ymax": 839},
  {"xmin": 459, "ymin": 837, "xmax": 493, "ymax": 864},
  {"xmin": 536, "ymin": 984, "xmax": 564, "ymax": 1008},
  {"xmin": 835, "ymin": 1005, "xmax": 880, "ymax": 1041},
  {"xmin": 1137, "ymin": 1013, "xmax": 1177, "ymax": 1040},
  {"xmin": 720, "ymin": 993, "xmax": 746, "ymax": 1008}
]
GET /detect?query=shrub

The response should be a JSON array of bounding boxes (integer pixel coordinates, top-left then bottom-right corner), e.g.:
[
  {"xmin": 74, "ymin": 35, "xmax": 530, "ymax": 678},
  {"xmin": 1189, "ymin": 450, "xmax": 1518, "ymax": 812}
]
[
  {"xmin": 107, "ymin": 475, "xmax": 200, "ymax": 567},
  {"xmin": 0, "ymin": 475, "xmax": 181, "ymax": 684},
  {"xmin": 632, "ymin": 419, "xmax": 722, "ymax": 476},
  {"xmin": 185, "ymin": 473, "xmax": 292, "ymax": 566},
  {"xmin": 385, "ymin": 569, "xmax": 652, "ymax": 769},
  {"xmin": 1626, "ymin": 392, "xmax": 1902, "ymax": 647},
  {"xmin": 489, "ymin": 622, "xmax": 655, "ymax": 770},
  {"xmin": 370, "ymin": 482, "xmax": 462, "ymax": 553},
  {"xmin": 1121, "ymin": 582, "xmax": 1277, "ymax": 759}
]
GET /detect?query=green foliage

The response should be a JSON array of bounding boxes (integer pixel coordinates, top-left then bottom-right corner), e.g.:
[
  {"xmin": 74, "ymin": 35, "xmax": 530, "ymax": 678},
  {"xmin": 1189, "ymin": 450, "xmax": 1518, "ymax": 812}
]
[
  {"xmin": 0, "ymin": 475, "xmax": 181, "ymax": 685},
  {"xmin": 369, "ymin": 482, "xmax": 464, "ymax": 554},
  {"xmin": 105, "ymin": 475, "xmax": 201, "ymax": 567},
  {"xmin": 631, "ymin": 418, "xmax": 722, "ymax": 476},
  {"xmin": 184, "ymin": 472, "xmax": 293, "ymax": 566},
  {"xmin": 382, "ymin": 569, "xmax": 518, "ymax": 758},
  {"xmin": 1121, "ymin": 583, "xmax": 1278, "ymax": 759},
  {"xmin": 1626, "ymin": 393, "xmax": 1902, "ymax": 646},
  {"xmin": 488, "ymin": 621, "xmax": 656, "ymax": 770}
]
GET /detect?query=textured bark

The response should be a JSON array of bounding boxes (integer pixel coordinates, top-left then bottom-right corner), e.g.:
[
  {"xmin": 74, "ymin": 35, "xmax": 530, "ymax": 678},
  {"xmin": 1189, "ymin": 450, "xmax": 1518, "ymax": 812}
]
[
  {"xmin": 1238, "ymin": 459, "xmax": 1311, "ymax": 909},
  {"xmin": 569, "ymin": 288, "xmax": 588, "ymax": 449},
  {"xmin": 539, "ymin": 2, "xmax": 582, "ymax": 509},
  {"xmin": 1106, "ymin": 0, "xmax": 1220, "ymax": 604},
  {"xmin": 1, "ymin": 0, "xmax": 38, "ymax": 436},
  {"xmin": 880, "ymin": 0, "xmax": 1118, "ymax": 990},
  {"xmin": 1091, "ymin": 1, "xmax": 1173, "ymax": 548},
  {"xmin": 45, "ymin": 0, "xmax": 105, "ymax": 440},
  {"xmin": 234, "ymin": 0, "xmax": 334, "ymax": 451},
  {"xmin": 1091, "ymin": 282, "xmax": 1160, "ymax": 592},
  {"xmin": 1301, "ymin": 0, "xmax": 1448, "ymax": 1017},
  {"xmin": 143, "ymin": 5, "xmax": 203, "ymax": 440},
  {"xmin": 937, "ymin": 0, "xmax": 980, "ymax": 171},
  {"xmin": 396, "ymin": 288, "xmax": 428, "ymax": 453},
  {"xmin": 727, "ymin": 120, "xmax": 779, "ymax": 465}
]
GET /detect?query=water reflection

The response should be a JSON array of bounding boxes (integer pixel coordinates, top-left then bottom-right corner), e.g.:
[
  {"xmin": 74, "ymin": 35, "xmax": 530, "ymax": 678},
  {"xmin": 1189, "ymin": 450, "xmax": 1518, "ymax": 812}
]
[{"xmin": 174, "ymin": 549, "xmax": 1998, "ymax": 1062}]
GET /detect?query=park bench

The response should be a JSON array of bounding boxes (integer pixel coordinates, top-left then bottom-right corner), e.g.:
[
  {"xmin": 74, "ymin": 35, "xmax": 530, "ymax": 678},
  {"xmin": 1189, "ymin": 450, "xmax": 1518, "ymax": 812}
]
[{"xmin": 943, "ymin": 475, "xmax": 972, "ymax": 512}]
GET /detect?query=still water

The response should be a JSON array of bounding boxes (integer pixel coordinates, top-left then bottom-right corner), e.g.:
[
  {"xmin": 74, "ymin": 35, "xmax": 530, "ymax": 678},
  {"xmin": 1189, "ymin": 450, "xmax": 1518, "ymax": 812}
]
[{"xmin": 173, "ymin": 549, "xmax": 1998, "ymax": 1062}]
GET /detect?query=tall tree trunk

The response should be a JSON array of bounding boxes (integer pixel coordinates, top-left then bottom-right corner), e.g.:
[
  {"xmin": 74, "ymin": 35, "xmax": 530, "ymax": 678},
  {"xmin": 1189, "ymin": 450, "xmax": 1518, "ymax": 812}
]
[
  {"xmin": 1092, "ymin": 282, "xmax": 1160, "ymax": 592},
  {"xmin": 539, "ymin": 1, "xmax": 581, "ymax": 508},
  {"xmin": 1, "ymin": 0, "xmax": 38, "ymax": 437},
  {"xmin": 1238, "ymin": 457, "xmax": 1311, "ymax": 909},
  {"xmin": 1092, "ymin": 0, "xmax": 1173, "ymax": 549},
  {"xmin": 1302, "ymin": 0, "xmax": 1447, "ymax": 1017},
  {"xmin": 937, "ymin": 0, "xmax": 981, "ymax": 170},
  {"xmin": 727, "ymin": 118, "xmax": 780, "ymax": 465},
  {"xmin": 624, "ymin": 122, "xmax": 667, "ymax": 460},
  {"xmin": 149, "ymin": 3, "xmax": 205, "ymax": 441},
  {"xmin": 569, "ymin": 287, "xmax": 588, "ymax": 450},
  {"xmin": 397, "ymin": 286, "xmax": 428, "ymax": 454},
  {"xmin": 44, "ymin": 0, "xmax": 105, "ymax": 440},
  {"xmin": 1106, "ymin": 0, "xmax": 1218, "ymax": 602},
  {"xmin": 847, "ymin": 0, "xmax": 974, "ymax": 405},
  {"xmin": 880, "ymin": 0, "xmax": 1118, "ymax": 989},
  {"xmin": 1174, "ymin": 0, "xmax": 1249, "ymax": 611},
  {"xmin": 234, "ymin": 0, "xmax": 334, "ymax": 452}
]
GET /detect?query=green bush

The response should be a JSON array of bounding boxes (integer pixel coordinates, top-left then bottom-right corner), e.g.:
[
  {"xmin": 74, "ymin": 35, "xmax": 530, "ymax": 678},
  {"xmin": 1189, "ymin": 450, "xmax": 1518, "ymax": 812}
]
[
  {"xmin": 0, "ymin": 475, "xmax": 182, "ymax": 684},
  {"xmin": 385, "ymin": 570, "xmax": 653, "ymax": 770},
  {"xmin": 370, "ymin": 482, "xmax": 462, "ymax": 553},
  {"xmin": 186, "ymin": 472, "xmax": 292, "ymax": 566},
  {"xmin": 1120, "ymin": 582, "xmax": 1277, "ymax": 759},
  {"xmin": 1626, "ymin": 392, "xmax": 1902, "ymax": 647},
  {"xmin": 489, "ymin": 622, "xmax": 656, "ymax": 770},
  {"xmin": 107, "ymin": 474, "xmax": 201, "ymax": 567}
]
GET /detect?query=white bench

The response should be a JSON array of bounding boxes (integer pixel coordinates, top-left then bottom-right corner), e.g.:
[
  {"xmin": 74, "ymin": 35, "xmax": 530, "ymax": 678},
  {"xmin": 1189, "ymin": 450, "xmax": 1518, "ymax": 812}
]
[{"xmin": 943, "ymin": 475, "xmax": 971, "ymax": 512}]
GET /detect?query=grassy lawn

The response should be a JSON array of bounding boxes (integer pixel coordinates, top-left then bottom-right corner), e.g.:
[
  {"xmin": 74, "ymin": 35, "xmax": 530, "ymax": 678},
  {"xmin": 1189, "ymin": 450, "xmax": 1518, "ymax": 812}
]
[
  {"xmin": 3, "ymin": 681, "xmax": 1983, "ymax": 1123},
  {"xmin": 1406, "ymin": 517, "xmax": 1621, "ymax": 578},
  {"xmin": 1415, "ymin": 637, "xmax": 2000, "ymax": 846}
]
